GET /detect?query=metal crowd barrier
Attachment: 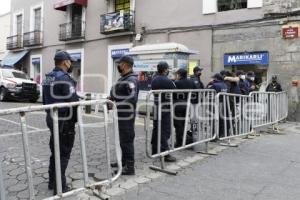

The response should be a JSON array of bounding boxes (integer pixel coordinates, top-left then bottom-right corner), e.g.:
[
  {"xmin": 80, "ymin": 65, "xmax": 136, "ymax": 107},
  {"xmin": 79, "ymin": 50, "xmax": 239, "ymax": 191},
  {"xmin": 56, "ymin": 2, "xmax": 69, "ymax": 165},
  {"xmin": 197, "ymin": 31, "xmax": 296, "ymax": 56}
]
[
  {"xmin": 250, "ymin": 91, "xmax": 288, "ymax": 129},
  {"xmin": 145, "ymin": 89, "xmax": 216, "ymax": 174},
  {"xmin": 216, "ymin": 93, "xmax": 254, "ymax": 142},
  {"xmin": 0, "ymin": 100, "xmax": 122, "ymax": 200}
]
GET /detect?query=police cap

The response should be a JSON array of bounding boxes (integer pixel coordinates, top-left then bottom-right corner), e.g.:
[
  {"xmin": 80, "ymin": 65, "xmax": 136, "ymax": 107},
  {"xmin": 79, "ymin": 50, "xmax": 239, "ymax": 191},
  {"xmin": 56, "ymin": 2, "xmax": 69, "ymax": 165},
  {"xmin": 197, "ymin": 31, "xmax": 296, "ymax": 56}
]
[
  {"xmin": 193, "ymin": 66, "xmax": 203, "ymax": 73},
  {"xmin": 54, "ymin": 51, "xmax": 76, "ymax": 62},
  {"xmin": 235, "ymin": 70, "xmax": 245, "ymax": 76},
  {"xmin": 116, "ymin": 55, "xmax": 134, "ymax": 66},
  {"xmin": 212, "ymin": 73, "xmax": 223, "ymax": 81}
]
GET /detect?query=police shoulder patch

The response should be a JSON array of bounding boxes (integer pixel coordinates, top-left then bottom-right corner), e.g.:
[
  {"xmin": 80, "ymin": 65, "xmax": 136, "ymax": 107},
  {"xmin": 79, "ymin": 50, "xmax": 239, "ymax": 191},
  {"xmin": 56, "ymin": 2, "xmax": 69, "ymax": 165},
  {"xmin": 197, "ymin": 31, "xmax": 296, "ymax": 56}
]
[
  {"xmin": 69, "ymin": 86, "xmax": 75, "ymax": 94},
  {"xmin": 128, "ymin": 82, "xmax": 135, "ymax": 89}
]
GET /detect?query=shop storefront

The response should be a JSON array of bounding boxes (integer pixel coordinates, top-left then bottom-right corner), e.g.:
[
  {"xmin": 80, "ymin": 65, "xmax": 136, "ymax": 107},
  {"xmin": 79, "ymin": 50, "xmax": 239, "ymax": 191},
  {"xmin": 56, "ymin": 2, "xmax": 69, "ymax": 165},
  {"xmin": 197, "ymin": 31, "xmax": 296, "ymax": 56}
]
[{"xmin": 224, "ymin": 51, "xmax": 269, "ymax": 84}]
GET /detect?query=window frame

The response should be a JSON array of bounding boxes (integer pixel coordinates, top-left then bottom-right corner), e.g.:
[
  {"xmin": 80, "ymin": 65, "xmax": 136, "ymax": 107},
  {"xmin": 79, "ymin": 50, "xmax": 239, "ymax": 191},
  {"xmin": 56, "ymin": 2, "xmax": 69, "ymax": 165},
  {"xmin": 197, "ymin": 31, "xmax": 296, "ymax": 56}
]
[{"xmin": 30, "ymin": 3, "xmax": 43, "ymax": 32}]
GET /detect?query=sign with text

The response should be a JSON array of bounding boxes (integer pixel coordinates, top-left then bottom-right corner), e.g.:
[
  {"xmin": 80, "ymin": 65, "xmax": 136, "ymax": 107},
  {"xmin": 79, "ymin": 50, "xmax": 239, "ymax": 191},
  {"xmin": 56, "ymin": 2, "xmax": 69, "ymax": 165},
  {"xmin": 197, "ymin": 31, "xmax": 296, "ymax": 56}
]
[
  {"xmin": 224, "ymin": 52, "xmax": 269, "ymax": 66},
  {"xmin": 282, "ymin": 27, "xmax": 299, "ymax": 39}
]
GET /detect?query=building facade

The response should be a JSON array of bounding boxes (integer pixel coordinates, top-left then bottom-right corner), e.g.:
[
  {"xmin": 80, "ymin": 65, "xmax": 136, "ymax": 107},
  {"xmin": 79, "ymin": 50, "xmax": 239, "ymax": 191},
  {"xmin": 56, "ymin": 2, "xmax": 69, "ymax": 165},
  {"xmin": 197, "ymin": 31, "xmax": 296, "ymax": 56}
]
[
  {"xmin": 0, "ymin": 12, "xmax": 10, "ymax": 62},
  {"xmin": 4, "ymin": 0, "xmax": 300, "ymax": 118}
]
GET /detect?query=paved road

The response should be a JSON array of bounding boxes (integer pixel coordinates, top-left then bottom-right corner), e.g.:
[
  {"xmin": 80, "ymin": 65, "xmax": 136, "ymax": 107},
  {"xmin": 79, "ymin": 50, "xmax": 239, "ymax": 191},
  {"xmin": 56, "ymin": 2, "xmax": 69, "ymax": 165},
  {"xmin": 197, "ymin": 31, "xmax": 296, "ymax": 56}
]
[
  {"xmin": 119, "ymin": 122, "xmax": 300, "ymax": 200},
  {"xmin": 0, "ymin": 101, "xmax": 204, "ymax": 200}
]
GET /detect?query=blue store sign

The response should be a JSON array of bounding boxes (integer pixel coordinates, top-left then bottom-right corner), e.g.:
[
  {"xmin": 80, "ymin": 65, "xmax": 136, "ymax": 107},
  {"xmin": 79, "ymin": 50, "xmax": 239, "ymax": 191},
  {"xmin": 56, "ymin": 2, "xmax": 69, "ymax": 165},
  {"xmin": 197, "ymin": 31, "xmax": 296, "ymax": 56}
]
[
  {"xmin": 224, "ymin": 52, "xmax": 269, "ymax": 66},
  {"xmin": 112, "ymin": 48, "xmax": 130, "ymax": 59}
]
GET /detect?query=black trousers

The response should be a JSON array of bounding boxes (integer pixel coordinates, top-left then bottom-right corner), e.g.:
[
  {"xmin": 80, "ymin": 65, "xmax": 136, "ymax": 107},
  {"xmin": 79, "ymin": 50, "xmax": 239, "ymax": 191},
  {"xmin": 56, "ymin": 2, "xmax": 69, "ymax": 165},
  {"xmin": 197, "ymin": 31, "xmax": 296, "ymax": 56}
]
[
  {"xmin": 174, "ymin": 107, "xmax": 187, "ymax": 147},
  {"xmin": 118, "ymin": 112, "xmax": 136, "ymax": 163},
  {"xmin": 46, "ymin": 114, "xmax": 75, "ymax": 188},
  {"xmin": 151, "ymin": 111, "xmax": 171, "ymax": 154}
]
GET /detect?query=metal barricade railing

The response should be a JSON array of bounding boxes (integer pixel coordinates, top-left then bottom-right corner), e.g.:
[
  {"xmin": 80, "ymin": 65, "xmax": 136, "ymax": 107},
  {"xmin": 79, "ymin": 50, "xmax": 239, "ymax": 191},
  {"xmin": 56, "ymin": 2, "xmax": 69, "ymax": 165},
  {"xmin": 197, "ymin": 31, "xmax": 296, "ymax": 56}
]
[
  {"xmin": 0, "ymin": 100, "xmax": 122, "ymax": 200},
  {"xmin": 216, "ymin": 93, "xmax": 254, "ymax": 144},
  {"xmin": 250, "ymin": 91, "xmax": 288, "ymax": 129},
  {"xmin": 145, "ymin": 89, "xmax": 216, "ymax": 174}
]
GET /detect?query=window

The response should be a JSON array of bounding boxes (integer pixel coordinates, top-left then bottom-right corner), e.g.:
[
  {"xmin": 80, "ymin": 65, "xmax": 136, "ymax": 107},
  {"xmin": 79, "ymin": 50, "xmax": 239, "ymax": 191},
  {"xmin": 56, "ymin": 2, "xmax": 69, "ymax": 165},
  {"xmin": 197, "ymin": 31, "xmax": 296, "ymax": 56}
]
[
  {"xmin": 16, "ymin": 14, "xmax": 23, "ymax": 35},
  {"xmin": 115, "ymin": 0, "xmax": 130, "ymax": 12},
  {"xmin": 218, "ymin": 0, "xmax": 247, "ymax": 12},
  {"xmin": 34, "ymin": 8, "xmax": 42, "ymax": 31}
]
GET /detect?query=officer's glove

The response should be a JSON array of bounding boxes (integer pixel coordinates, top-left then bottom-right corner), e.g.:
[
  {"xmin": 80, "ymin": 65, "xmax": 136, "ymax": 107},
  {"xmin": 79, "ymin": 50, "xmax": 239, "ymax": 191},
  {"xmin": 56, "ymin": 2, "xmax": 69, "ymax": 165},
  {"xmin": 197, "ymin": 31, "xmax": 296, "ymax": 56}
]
[{"xmin": 106, "ymin": 97, "xmax": 114, "ymax": 110}]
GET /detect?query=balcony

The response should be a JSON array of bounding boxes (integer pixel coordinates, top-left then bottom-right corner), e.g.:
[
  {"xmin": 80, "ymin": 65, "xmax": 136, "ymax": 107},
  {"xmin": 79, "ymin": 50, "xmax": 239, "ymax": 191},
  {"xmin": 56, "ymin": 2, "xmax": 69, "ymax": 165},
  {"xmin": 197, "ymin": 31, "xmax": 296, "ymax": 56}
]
[
  {"xmin": 23, "ymin": 31, "xmax": 43, "ymax": 47},
  {"xmin": 59, "ymin": 20, "xmax": 85, "ymax": 41},
  {"xmin": 6, "ymin": 35, "xmax": 23, "ymax": 50},
  {"xmin": 100, "ymin": 10, "xmax": 135, "ymax": 35}
]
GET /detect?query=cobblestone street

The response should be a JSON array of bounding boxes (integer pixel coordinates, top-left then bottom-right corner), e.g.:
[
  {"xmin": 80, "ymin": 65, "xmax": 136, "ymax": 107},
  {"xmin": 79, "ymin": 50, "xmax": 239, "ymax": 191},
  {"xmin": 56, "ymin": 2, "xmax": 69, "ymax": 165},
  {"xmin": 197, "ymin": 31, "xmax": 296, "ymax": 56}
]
[{"xmin": 0, "ymin": 101, "xmax": 215, "ymax": 200}]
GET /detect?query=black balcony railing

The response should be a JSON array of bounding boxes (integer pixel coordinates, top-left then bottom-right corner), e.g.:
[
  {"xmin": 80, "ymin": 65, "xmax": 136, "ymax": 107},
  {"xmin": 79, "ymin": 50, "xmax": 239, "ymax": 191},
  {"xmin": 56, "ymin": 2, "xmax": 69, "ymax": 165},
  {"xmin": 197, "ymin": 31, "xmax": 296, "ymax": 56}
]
[
  {"xmin": 7, "ymin": 35, "xmax": 23, "ymax": 50},
  {"xmin": 100, "ymin": 10, "xmax": 135, "ymax": 34},
  {"xmin": 59, "ymin": 20, "xmax": 85, "ymax": 41},
  {"xmin": 23, "ymin": 30, "xmax": 43, "ymax": 47}
]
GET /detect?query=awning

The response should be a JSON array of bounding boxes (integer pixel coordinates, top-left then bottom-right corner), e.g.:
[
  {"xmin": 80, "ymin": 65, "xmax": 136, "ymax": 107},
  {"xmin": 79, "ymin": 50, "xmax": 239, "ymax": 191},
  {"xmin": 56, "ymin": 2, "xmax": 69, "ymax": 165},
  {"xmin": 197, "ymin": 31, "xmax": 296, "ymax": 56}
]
[
  {"xmin": 1, "ymin": 50, "xmax": 29, "ymax": 67},
  {"xmin": 54, "ymin": 0, "xmax": 87, "ymax": 11}
]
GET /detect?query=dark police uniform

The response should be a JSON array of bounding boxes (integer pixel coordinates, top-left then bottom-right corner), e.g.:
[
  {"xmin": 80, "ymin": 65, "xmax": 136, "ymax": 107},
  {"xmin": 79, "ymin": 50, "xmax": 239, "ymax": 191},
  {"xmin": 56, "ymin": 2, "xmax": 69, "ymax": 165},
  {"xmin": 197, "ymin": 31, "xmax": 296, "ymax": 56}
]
[
  {"xmin": 190, "ymin": 75, "xmax": 204, "ymax": 89},
  {"xmin": 110, "ymin": 71, "xmax": 139, "ymax": 168},
  {"xmin": 239, "ymin": 79, "xmax": 250, "ymax": 95},
  {"xmin": 266, "ymin": 82, "xmax": 282, "ymax": 92},
  {"xmin": 42, "ymin": 66, "xmax": 79, "ymax": 192},
  {"xmin": 151, "ymin": 74, "xmax": 176, "ymax": 154},
  {"xmin": 174, "ymin": 74, "xmax": 196, "ymax": 147},
  {"xmin": 207, "ymin": 76, "xmax": 228, "ymax": 138}
]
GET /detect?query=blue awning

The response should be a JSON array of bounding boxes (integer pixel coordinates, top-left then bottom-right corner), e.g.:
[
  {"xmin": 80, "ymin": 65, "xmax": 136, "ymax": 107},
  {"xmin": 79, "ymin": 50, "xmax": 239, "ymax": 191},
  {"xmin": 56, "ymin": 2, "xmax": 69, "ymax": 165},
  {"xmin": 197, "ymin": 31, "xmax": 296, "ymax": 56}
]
[{"xmin": 1, "ymin": 50, "xmax": 29, "ymax": 66}]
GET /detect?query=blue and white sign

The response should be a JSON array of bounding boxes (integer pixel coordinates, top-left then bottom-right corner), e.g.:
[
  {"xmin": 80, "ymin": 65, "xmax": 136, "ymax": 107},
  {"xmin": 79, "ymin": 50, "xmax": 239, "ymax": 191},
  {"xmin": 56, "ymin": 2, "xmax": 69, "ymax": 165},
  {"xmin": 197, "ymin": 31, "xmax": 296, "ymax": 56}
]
[
  {"xmin": 112, "ymin": 48, "xmax": 130, "ymax": 59},
  {"xmin": 69, "ymin": 53, "xmax": 81, "ymax": 62},
  {"xmin": 224, "ymin": 52, "xmax": 269, "ymax": 66}
]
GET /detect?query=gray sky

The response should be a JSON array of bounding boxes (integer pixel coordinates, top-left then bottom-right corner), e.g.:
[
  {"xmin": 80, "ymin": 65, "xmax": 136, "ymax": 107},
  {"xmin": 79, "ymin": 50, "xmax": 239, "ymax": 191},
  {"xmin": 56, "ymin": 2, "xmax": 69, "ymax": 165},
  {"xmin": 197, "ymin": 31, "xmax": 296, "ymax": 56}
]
[{"xmin": 0, "ymin": 0, "xmax": 11, "ymax": 15}]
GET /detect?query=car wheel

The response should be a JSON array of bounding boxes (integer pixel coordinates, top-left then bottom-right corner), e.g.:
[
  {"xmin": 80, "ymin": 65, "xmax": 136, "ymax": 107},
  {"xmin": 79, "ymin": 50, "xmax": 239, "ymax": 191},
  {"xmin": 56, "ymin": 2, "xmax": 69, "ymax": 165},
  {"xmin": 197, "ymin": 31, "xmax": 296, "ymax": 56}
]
[{"xmin": 0, "ymin": 87, "xmax": 7, "ymax": 101}]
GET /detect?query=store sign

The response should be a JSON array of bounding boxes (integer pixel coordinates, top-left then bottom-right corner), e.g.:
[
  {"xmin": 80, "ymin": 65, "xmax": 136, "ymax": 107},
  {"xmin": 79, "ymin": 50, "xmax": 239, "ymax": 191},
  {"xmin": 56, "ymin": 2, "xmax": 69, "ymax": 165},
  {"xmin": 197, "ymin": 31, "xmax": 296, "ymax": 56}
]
[
  {"xmin": 224, "ymin": 52, "xmax": 269, "ymax": 66},
  {"xmin": 111, "ymin": 48, "xmax": 129, "ymax": 58},
  {"xmin": 31, "ymin": 58, "xmax": 40, "ymax": 65},
  {"xmin": 69, "ymin": 52, "xmax": 81, "ymax": 62},
  {"xmin": 282, "ymin": 27, "xmax": 299, "ymax": 39},
  {"xmin": 134, "ymin": 59, "xmax": 174, "ymax": 72}
]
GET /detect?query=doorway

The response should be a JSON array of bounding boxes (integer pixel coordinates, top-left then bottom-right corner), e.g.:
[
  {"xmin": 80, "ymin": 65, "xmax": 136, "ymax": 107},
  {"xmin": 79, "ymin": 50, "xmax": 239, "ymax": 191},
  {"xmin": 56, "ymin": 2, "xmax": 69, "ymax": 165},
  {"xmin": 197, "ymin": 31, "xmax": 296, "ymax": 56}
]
[{"xmin": 229, "ymin": 64, "xmax": 268, "ymax": 86}]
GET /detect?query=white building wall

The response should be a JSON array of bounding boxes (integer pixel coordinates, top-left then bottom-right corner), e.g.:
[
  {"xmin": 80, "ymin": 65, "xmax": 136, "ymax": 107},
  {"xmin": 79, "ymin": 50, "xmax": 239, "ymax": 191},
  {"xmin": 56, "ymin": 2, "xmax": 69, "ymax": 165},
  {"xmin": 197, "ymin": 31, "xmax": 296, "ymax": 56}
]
[{"xmin": 0, "ymin": 13, "xmax": 11, "ymax": 62}]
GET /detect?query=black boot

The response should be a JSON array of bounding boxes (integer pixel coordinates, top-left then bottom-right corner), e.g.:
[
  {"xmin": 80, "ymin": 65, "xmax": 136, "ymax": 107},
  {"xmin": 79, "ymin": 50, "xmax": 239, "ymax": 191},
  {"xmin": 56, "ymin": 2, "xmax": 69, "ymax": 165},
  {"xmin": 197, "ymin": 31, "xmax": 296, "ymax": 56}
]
[
  {"xmin": 111, "ymin": 161, "xmax": 125, "ymax": 168},
  {"xmin": 121, "ymin": 160, "xmax": 135, "ymax": 175}
]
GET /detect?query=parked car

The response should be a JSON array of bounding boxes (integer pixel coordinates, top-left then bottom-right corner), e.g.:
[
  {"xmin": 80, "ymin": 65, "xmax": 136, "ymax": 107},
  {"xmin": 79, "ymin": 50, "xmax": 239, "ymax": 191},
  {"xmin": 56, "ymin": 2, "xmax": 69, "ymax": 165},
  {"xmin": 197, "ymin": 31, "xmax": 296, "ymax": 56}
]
[{"xmin": 0, "ymin": 68, "xmax": 40, "ymax": 102}]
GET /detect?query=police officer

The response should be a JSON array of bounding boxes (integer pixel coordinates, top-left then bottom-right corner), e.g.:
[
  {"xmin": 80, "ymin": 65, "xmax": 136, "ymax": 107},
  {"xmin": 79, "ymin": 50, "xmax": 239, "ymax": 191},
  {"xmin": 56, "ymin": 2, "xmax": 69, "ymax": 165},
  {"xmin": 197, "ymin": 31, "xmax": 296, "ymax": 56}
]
[
  {"xmin": 151, "ymin": 61, "xmax": 176, "ymax": 162},
  {"xmin": 266, "ymin": 75, "xmax": 283, "ymax": 92},
  {"xmin": 42, "ymin": 51, "xmax": 79, "ymax": 194},
  {"xmin": 174, "ymin": 68, "xmax": 196, "ymax": 147},
  {"xmin": 246, "ymin": 71, "xmax": 258, "ymax": 92},
  {"xmin": 207, "ymin": 73, "xmax": 228, "ymax": 93},
  {"xmin": 207, "ymin": 73, "xmax": 228, "ymax": 138},
  {"xmin": 236, "ymin": 70, "xmax": 250, "ymax": 95},
  {"xmin": 190, "ymin": 66, "xmax": 204, "ymax": 89},
  {"xmin": 109, "ymin": 55, "xmax": 139, "ymax": 175}
]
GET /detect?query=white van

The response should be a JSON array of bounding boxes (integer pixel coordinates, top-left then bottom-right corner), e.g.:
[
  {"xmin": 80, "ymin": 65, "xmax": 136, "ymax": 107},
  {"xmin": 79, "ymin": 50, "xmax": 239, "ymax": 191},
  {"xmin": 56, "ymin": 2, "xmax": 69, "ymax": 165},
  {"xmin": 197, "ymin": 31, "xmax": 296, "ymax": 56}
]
[{"xmin": 0, "ymin": 68, "xmax": 40, "ymax": 102}]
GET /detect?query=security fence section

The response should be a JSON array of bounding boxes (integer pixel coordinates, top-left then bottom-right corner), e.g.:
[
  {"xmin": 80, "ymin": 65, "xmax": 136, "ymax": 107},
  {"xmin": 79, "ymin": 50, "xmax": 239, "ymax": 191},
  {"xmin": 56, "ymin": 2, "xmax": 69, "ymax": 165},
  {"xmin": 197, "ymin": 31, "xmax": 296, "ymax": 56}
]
[
  {"xmin": 145, "ymin": 90, "xmax": 288, "ymax": 174},
  {"xmin": 216, "ymin": 93, "xmax": 253, "ymax": 141},
  {"xmin": 250, "ymin": 91, "xmax": 288, "ymax": 129},
  {"xmin": 145, "ymin": 89, "xmax": 217, "ymax": 174},
  {"xmin": 0, "ymin": 100, "xmax": 121, "ymax": 200}
]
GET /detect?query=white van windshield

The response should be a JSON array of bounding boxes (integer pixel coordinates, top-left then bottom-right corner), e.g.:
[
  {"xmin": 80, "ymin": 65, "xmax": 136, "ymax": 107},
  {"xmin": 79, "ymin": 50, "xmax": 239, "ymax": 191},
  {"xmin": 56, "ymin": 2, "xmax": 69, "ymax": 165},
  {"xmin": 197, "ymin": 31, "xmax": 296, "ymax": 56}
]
[{"xmin": 2, "ymin": 70, "xmax": 28, "ymax": 80}]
